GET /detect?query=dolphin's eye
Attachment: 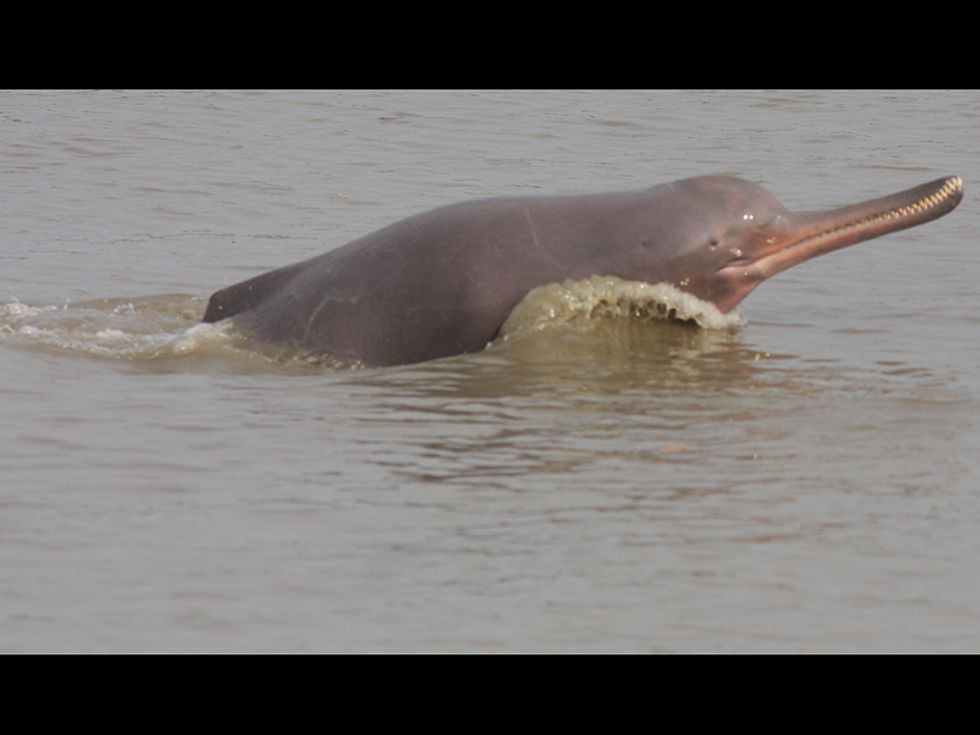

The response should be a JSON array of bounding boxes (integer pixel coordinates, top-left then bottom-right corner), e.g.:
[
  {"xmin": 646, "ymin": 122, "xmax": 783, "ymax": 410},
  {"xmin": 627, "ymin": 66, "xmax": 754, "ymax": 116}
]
[{"xmin": 708, "ymin": 238, "xmax": 719, "ymax": 249}]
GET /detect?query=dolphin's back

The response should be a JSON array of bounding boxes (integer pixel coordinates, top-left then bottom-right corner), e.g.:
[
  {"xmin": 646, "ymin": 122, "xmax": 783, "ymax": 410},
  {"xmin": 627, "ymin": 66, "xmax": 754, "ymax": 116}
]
[{"xmin": 200, "ymin": 189, "xmax": 656, "ymax": 365}]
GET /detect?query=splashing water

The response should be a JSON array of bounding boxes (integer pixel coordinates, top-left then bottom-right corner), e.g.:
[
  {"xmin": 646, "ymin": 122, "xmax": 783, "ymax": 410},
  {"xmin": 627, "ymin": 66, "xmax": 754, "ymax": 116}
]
[
  {"xmin": 0, "ymin": 295, "xmax": 235, "ymax": 362},
  {"xmin": 1, "ymin": 279, "xmax": 745, "ymax": 372},
  {"xmin": 498, "ymin": 275, "xmax": 745, "ymax": 342}
]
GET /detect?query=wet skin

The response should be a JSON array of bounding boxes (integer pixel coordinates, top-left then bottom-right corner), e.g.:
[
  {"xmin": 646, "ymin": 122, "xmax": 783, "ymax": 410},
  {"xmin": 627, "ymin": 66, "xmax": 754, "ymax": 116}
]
[{"xmin": 203, "ymin": 175, "xmax": 964, "ymax": 367}]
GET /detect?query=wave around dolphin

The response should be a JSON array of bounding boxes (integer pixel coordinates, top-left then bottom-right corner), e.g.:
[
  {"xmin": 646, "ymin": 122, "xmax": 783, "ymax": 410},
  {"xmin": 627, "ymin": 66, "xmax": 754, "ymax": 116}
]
[{"xmin": 0, "ymin": 279, "xmax": 743, "ymax": 372}]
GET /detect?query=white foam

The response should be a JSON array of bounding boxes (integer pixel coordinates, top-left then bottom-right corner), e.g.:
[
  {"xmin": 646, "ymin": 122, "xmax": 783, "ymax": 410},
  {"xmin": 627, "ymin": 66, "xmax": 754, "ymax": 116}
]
[
  {"xmin": 0, "ymin": 301, "xmax": 61, "ymax": 320},
  {"xmin": 169, "ymin": 322, "xmax": 232, "ymax": 355},
  {"xmin": 0, "ymin": 296, "xmax": 237, "ymax": 360}
]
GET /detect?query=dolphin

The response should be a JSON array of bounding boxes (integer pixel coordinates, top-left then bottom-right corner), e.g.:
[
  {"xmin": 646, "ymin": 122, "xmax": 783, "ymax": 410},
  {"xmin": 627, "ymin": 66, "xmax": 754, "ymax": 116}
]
[{"xmin": 203, "ymin": 175, "xmax": 963, "ymax": 366}]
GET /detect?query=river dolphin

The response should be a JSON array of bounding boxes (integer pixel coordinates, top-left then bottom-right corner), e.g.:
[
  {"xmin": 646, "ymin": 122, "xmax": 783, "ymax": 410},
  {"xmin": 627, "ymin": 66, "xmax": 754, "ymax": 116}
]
[{"xmin": 203, "ymin": 175, "xmax": 964, "ymax": 366}]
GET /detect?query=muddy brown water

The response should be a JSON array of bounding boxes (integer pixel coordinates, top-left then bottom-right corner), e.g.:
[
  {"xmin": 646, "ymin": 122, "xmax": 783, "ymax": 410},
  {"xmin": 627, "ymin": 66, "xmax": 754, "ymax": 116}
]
[{"xmin": 1, "ymin": 90, "xmax": 977, "ymax": 652}]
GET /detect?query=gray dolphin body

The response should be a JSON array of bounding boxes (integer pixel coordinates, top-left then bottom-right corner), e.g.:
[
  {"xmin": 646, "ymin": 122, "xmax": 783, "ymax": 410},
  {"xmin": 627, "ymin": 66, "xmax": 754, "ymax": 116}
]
[{"xmin": 203, "ymin": 175, "xmax": 963, "ymax": 366}]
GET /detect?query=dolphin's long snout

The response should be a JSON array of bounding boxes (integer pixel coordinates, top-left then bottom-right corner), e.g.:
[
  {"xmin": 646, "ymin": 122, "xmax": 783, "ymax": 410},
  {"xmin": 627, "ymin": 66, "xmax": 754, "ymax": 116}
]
[{"xmin": 751, "ymin": 176, "xmax": 963, "ymax": 280}]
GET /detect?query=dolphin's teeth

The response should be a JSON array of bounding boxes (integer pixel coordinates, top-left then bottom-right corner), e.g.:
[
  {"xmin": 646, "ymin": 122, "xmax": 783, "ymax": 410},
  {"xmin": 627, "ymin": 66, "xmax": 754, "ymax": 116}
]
[
  {"xmin": 873, "ymin": 177, "xmax": 962, "ymax": 224},
  {"xmin": 796, "ymin": 177, "xmax": 961, "ymax": 248}
]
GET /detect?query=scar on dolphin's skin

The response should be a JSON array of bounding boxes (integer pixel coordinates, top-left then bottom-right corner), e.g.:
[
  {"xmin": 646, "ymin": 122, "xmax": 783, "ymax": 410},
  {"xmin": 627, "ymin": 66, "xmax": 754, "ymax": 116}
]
[{"xmin": 203, "ymin": 175, "xmax": 963, "ymax": 367}]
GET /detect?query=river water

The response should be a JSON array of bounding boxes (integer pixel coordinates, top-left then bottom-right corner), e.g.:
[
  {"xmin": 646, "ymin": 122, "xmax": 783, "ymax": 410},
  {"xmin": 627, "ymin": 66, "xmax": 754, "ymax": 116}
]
[{"xmin": 1, "ymin": 89, "xmax": 977, "ymax": 652}]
